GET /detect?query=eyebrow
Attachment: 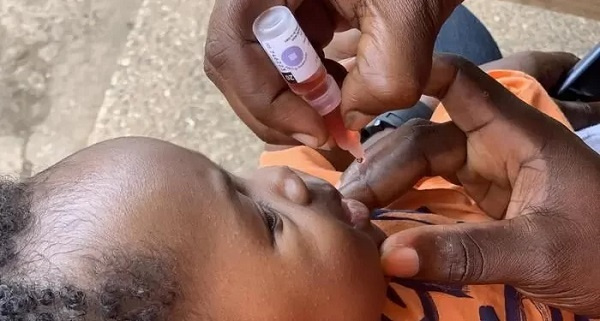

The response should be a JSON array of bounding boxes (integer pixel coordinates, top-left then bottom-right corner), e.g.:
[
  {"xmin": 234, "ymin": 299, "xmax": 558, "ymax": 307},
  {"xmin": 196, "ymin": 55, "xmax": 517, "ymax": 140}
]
[{"xmin": 216, "ymin": 167, "xmax": 275, "ymax": 243}]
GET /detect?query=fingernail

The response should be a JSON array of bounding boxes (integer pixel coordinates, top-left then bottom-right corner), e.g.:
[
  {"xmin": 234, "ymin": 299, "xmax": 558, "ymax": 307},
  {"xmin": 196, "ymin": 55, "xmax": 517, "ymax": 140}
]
[
  {"xmin": 381, "ymin": 246, "xmax": 420, "ymax": 278},
  {"xmin": 339, "ymin": 57, "xmax": 356, "ymax": 70},
  {"xmin": 292, "ymin": 133, "xmax": 319, "ymax": 148},
  {"xmin": 345, "ymin": 111, "xmax": 373, "ymax": 130},
  {"xmin": 319, "ymin": 136, "xmax": 336, "ymax": 151},
  {"xmin": 319, "ymin": 143, "xmax": 332, "ymax": 151}
]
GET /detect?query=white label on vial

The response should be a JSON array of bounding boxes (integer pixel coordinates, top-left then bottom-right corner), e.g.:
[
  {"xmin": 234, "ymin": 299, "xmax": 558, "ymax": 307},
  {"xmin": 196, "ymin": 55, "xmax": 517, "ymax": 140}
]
[{"xmin": 260, "ymin": 24, "xmax": 321, "ymax": 84}]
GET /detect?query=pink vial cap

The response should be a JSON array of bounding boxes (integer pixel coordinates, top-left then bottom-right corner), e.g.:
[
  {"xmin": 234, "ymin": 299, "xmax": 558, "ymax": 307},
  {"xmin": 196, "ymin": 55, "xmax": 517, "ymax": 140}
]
[{"xmin": 305, "ymin": 75, "xmax": 342, "ymax": 116}]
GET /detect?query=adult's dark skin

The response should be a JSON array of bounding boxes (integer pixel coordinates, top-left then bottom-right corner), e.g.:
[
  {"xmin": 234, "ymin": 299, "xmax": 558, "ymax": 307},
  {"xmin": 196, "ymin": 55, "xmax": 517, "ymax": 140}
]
[
  {"xmin": 340, "ymin": 54, "xmax": 600, "ymax": 317},
  {"xmin": 204, "ymin": 0, "xmax": 462, "ymax": 147}
]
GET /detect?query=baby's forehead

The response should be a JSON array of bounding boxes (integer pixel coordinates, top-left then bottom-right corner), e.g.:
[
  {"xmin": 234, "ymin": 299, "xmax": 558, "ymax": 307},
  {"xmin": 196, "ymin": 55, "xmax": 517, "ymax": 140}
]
[
  {"xmin": 37, "ymin": 137, "xmax": 225, "ymax": 192},
  {"xmin": 28, "ymin": 136, "xmax": 233, "ymax": 256}
]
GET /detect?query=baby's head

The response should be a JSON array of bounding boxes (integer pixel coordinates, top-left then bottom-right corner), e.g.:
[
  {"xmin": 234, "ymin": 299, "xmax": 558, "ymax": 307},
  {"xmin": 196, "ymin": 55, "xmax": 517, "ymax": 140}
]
[{"xmin": 1, "ymin": 137, "xmax": 386, "ymax": 320}]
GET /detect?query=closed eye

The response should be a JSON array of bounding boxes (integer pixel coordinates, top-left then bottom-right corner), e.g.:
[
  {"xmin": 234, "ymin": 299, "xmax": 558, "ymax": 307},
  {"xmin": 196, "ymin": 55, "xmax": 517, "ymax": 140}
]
[
  {"xmin": 257, "ymin": 201, "xmax": 281, "ymax": 239},
  {"xmin": 217, "ymin": 168, "xmax": 281, "ymax": 243}
]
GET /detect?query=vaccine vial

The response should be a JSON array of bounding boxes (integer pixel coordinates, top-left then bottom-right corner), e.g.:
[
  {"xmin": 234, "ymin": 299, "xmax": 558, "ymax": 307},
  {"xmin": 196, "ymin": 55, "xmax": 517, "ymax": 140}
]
[{"xmin": 253, "ymin": 5, "xmax": 365, "ymax": 161}]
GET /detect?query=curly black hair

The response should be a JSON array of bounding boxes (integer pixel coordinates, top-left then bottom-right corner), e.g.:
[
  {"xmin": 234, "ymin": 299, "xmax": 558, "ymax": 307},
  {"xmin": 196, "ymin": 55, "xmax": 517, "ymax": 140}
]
[{"xmin": 0, "ymin": 178, "xmax": 179, "ymax": 321}]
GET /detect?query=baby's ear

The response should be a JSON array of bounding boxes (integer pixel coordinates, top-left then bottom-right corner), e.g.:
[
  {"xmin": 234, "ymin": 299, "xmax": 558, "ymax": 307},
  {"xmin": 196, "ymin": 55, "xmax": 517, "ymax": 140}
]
[{"xmin": 0, "ymin": 178, "xmax": 32, "ymax": 267}]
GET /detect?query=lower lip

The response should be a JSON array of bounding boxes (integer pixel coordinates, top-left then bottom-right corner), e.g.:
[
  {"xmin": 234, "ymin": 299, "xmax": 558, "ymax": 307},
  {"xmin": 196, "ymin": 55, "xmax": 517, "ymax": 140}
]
[{"xmin": 341, "ymin": 199, "xmax": 370, "ymax": 228}]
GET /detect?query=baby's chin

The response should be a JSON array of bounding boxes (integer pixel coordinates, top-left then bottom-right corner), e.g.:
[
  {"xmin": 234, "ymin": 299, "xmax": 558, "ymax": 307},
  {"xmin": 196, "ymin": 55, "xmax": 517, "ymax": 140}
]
[{"xmin": 342, "ymin": 199, "xmax": 387, "ymax": 247}]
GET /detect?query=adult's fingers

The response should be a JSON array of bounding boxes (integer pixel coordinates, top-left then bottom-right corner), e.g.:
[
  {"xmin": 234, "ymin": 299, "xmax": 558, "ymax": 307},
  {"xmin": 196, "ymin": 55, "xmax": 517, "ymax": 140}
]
[
  {"xmin": 380, "ymin": 215, "xmax": 549, "ymax": 284},
  {"xmin": 424, "ymin": 54, "xmax": 560, "ymax": 136},
  {"xmin": 341, "ymin": 55, "xmax": 565, "ymax": 213},
  {"xmin": 323, "ymin": 29, "xmax": 361, "ymax": 62},
  {"xmin": 217, "ymin": 86, "xmax": 301, "ymax": 145},
  {"xmin": 339, "ymin": 120, "xmax": 466, "ymax": 209},
  {"xmin": 341, "ymin": 1, "xmax": 462, "ymax": 130},
  {"xmin": 422, "ymin": 55, "xmax": 575, "ymax": 218},
  {"xmin": 204, "ymin": 0, "xmax": 331, "ymax": 146},
  {"xmin": 555, "ymin": 100, "xmax": 600, "ymax": 131},
  {"xmin": 480, "ymin": 51, "xmax": 580, "ymax": 91}
]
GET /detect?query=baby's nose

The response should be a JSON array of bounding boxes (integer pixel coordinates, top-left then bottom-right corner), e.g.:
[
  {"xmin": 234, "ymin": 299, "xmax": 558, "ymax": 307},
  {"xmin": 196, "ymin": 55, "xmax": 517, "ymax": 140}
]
[{"xmin": 257, "ymin": 166, "xmax": 312, "ymax": 205}]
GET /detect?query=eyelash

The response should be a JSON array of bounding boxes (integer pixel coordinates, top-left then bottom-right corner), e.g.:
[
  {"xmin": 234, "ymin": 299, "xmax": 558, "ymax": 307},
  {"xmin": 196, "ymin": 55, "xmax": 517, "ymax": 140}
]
[{"xmin": 258, "ymin": 201, "xmax": 280, "ymax": 233}]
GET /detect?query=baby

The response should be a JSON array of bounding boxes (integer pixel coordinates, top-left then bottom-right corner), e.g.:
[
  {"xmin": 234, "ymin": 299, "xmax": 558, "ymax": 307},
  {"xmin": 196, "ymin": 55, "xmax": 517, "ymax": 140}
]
[
  {"xmin": 1, "ymin": 135, "xmax": 390, "ymax": 320},
  {"xmin": 0, "ymin": 69, "xmax": 590, "ymax": 320}
]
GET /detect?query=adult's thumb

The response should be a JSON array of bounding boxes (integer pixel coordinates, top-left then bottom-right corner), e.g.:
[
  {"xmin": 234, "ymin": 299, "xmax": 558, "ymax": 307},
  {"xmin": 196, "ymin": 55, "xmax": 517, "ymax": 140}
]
[
  {"xmin": 381, "ymin": 216, "xmax": 542, "ymax": 285},
  {"xmin": 340, "ymin": 1, "xmax": 461, "ymax": 130}
]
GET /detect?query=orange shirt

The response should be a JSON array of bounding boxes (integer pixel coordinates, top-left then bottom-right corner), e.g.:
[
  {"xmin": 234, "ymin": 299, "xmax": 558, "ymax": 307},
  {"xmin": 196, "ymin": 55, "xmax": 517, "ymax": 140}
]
[{"xmin": 260, "ymin": 70, "xmax": 587, "ymax": 321}]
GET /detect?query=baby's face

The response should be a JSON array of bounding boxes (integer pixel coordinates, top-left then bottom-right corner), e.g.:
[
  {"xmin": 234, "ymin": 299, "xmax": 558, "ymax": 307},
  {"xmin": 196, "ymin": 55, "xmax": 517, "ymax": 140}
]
[{"xmin": 32, "ymin": 138, "xmax": 386, "ymax": 320}]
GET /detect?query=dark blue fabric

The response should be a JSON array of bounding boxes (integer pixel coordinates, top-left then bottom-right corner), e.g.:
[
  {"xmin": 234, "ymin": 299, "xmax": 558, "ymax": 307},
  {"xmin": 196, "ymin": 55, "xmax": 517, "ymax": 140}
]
[
  {"xmin": 504, "ymin": 286, "xmax": 523, "ymax": 321},
  {"xmin": 435, "ymin": 5, "xmax": 502, "ymax": 65},
  {"xmin": 479, "ymin": 306, "xmax": 501, "ymax": 321}
]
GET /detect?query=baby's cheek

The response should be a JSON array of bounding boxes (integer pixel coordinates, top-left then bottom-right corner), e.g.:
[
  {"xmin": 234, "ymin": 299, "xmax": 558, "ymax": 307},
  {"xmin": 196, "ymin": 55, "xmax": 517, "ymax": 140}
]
[
  {"xmin": 312, "ymin": 233, "xmax": 386, "ymax": 320},
  {"xmin": 312, "ymin": 264, "xmax": 386, "ymax": 321},
  {"xmin": 204, "ymin": 263, "xmax": 317, "ymax": 320},
  {"xmin": 276, "ymin": 214, "xmax": 386, "ymax": 319}
]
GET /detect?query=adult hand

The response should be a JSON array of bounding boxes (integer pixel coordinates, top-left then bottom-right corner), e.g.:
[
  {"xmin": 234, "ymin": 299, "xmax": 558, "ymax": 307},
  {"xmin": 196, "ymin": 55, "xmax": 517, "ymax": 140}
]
[
  {"xmin": 556, "ymin": 100, "xmax": 600, "ymax": 131},
  {"xmin": 480, "ymin": 51, "xmax": 579, "ymax": 90},
  {"xmin": 340, "ymin": 54, "xmax": 600, "ymax": 317},
  {"xmin": 479, "ymin": 51, "xmax": 600, "ymax": 131},
  {"xmin": 204, "ymin": 0, "xmax": 462, "ymax": 147}
]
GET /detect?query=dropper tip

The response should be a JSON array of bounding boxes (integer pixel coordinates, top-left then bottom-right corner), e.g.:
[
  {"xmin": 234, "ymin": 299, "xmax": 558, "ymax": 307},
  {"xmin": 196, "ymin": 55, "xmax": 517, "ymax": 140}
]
[{"xmin": 343, "ymin": 142, "xmax": 365, "ymax": 165}]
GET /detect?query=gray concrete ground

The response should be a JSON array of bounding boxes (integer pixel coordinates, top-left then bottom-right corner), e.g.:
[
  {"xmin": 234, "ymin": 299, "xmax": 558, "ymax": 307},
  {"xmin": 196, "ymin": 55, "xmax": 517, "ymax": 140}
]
[{"xmin": 0, "ymin": 0, "xmax": 599, "ymax": 177}]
